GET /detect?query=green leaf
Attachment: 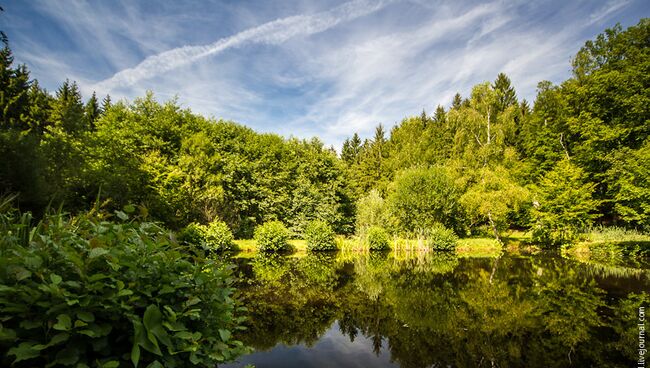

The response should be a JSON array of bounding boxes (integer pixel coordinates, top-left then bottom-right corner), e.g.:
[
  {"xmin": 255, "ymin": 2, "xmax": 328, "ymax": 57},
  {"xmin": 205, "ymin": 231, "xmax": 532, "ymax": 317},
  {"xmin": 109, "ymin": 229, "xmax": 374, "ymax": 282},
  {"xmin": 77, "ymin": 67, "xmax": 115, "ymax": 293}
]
[
  {"xmin": 14, "ymin": 267, "xmax": 31, "ymax": 281},
  {"xmin": 131, "ymin": 343, "xmax": 141, "ymax": 368},
  {"xmin": 77, "ymin": 311, "xmax": 95, "ymax": 322},
  {"xmin": 89, "ymin": 248, "xmax": 110, "ymax": 259},
  {"xmin": 145, "ymin": 361, "xmax": 164, "ymax": 368},
  {"xmin": 123, "ymin": 204, "xmax": 136, "ymax": 213},
  {"xmin": 133, "ymin": 318, "xmax": 161, "ymax": 356},
  {"xmin": 50, "ymin": 273, "xmax": 62, "ymax": 285},
  {"xmin": 8, "ymin": 341, "xmax": 41, "ymax": 363},
  {"xmin": 53, "ymin": 314, "xmax": 72, "ymax": 331},
  {"xmin": 218, "ymin": 328, "xmax": 231, "ymax": 342},
  {"xmin": 118, "ymin": 289, "xmax": 133, "ymax": 297},
  {"xmin": 101, "ymin": 361, "xmax": 120, "ymax": 368},
  {"xmin": 174, "ymin": 331, "xmax": 194, "ymax": 340},
  {"xmin": 143, "ymin": 305, "xmax": 172, "ymax": 349},
  {"xmin": 20, "ymin": 320, "xmax": 42, "ymax": 330},
  {"xmin": 55, "ymin": 346, "xmax": 80, "ymax": 365},
  {"xmin": 116, "ymin": 211, "xmax": 129, "ymax": 221},
  {"xmin": 46, "ymin": 333, "xmax": 70, "ymax": 348}
]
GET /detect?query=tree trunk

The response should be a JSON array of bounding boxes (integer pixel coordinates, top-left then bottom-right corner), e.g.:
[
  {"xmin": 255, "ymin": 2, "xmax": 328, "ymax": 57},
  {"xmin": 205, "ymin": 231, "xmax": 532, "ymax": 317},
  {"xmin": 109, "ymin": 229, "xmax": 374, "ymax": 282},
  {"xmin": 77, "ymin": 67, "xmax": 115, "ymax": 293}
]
[{"xmin": 487, "ymin": 211, "xmax": 502, "ymax": 244}]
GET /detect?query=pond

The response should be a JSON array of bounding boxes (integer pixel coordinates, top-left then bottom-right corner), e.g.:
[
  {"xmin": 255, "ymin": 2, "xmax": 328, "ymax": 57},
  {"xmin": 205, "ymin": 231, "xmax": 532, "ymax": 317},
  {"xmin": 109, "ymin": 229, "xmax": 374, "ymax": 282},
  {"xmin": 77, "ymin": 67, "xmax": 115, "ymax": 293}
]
[{"xmin": 221, "ymin": 250, "xmax": 649, "ymax": 368}]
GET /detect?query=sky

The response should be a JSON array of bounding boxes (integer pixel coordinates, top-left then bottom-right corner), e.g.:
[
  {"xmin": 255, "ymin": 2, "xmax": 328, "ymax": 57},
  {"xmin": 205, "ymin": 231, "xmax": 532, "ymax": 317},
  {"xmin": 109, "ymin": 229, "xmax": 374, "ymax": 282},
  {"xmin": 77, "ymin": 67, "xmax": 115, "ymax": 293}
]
[{"xmin": 2, "ymin": 0, "xmax": 648, "ymax": 148}]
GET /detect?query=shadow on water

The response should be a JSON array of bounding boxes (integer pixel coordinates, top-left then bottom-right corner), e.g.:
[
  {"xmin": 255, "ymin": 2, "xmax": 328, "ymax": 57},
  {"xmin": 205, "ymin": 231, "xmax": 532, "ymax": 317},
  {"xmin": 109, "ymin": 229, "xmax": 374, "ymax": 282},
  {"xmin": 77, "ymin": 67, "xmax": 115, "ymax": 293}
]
[{"xmin": 221, "ymin": 249, "xmax": 650, "ymax": 368}]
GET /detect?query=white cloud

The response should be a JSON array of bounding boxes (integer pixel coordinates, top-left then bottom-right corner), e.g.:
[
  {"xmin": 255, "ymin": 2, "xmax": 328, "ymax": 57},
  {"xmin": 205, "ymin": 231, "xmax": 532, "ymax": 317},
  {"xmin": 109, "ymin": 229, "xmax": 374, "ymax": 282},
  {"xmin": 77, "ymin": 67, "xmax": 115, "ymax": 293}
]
[
  {"xmin": 589, "ymin": 0, "xmax": 631, "ymax": 25},
  {"xmin": 92, "ymin": 0, "xmax": 395, "ymax": 92}
]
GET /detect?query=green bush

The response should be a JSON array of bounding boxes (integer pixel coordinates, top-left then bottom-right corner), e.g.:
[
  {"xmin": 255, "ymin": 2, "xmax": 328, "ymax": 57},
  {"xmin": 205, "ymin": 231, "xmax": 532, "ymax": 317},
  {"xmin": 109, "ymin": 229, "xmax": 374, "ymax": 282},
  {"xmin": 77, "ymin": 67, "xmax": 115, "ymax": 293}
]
[
  {"xmin": 425, "ymin": 224, "xmax": 459, "ymax": 251},
  {"xmin": 204, "ymin": 220, "xmax": 236, "ymax": 251},
  {"xmin": 178, "ymin": 222, "xmax": 207, "ymax": 252},
  {"xmin": 366, "ymin": 226, "xmax": 390, "ymax": 251},
  {"xmin": 304, "ymin": 220, "xmax": 337, "ymax": 251},
  {"xmin": 254, "ymin": 221, "xmax": 290, "ymax": 252},
  {"xmin": 0, "ymin": 208, "xmax": 248, "ymax": 367},
  {"xmin": 178, "ymin": 220, "xmax": 236, "ymax": 252}
]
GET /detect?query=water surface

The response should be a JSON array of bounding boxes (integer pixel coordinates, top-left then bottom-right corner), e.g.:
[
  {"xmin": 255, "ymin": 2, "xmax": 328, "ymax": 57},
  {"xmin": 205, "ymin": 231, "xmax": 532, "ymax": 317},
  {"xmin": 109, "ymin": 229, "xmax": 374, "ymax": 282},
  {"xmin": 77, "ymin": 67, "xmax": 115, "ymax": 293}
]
[{"xmin": 222, "ymin": 251, "xmax": 649, "ymax": 368}]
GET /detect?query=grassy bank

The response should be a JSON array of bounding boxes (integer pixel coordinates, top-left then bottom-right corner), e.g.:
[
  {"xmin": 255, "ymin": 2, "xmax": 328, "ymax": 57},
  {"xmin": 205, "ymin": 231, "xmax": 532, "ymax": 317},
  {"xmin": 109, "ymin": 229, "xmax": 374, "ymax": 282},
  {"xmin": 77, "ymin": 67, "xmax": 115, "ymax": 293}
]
[{"xmin": 234, "ymin": 236, "xmax": 505, "ymax": 257}]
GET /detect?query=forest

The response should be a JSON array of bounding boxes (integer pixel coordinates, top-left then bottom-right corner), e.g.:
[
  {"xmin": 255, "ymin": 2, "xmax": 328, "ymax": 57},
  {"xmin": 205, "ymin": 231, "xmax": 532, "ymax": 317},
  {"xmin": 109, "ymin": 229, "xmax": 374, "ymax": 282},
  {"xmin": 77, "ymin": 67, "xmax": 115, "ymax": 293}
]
[{"xmin": 0, "ymin": 16, "xmax": 648, "ymax": 368}]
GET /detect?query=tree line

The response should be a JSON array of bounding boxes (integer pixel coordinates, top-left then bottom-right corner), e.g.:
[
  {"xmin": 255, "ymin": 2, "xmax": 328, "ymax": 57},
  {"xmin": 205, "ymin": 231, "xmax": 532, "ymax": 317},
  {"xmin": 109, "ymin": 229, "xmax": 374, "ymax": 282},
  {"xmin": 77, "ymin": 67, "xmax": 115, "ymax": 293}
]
[{"xmin": 1, "ymin": 19, "xmax": 648, "ymax": 245}]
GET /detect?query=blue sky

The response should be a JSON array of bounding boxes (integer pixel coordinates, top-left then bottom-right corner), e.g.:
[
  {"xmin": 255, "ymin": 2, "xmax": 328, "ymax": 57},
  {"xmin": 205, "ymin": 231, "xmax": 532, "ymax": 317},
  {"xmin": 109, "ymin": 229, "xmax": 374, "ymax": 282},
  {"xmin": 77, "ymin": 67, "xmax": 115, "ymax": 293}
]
[{"xmin": 3, "ymin": 0, "xmax": 648, "ymax": 148}]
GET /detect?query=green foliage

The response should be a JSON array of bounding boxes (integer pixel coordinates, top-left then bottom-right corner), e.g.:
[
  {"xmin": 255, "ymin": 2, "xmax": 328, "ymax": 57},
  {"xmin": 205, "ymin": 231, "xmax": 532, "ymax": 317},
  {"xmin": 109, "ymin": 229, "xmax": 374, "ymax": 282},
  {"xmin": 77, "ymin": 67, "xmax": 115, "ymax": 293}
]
[
  {"xmin": 425, "ymin": 224, "xmax": 459, "ymax": 251},
  {"xmin": 254, "ymin": 221, "xmax": 290, "ymax": 252},
  {"xmin": 355, "ymin": 189, "xmax": 390, "ymax": 234},
  {"xmin": 366, "ymin": 226, "xmax": 390, "ymax": 251},
  {"xmin": 178, "ymin": 222, "xmax": 206, "ymax": 247},
  {"xmin": 532, "ymin": 159, "xmax": 599, "ymax": 246},
  {"xmin": 0, "ymin": 207, "xmax": 247, "ymax": 367},
  {"xmin": 204, "ymin": 219, "xmax": 236, "ymax": 251},
  {"xmin": 304, "ymin": 220, "xmax": 337, "ymax": 251},
  {"xmin": 460, "ymin": 165, "xmax": 530, "ymax": 239},
  {"xmin": 388, "ymin": 167, "xmax": 464, "ymax": 235}
]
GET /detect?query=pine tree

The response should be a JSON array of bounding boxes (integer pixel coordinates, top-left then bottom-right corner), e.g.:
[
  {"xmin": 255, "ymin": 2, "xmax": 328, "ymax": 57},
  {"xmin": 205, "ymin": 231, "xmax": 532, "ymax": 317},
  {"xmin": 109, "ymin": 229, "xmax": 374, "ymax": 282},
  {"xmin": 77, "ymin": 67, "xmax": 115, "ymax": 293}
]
[
  {"xmin": 0, "ymin": 44, "xmax": 30, "ymax": 129},
  {"xmin": 492, "ymin": 73, "xmax": 517, "ymax": 113},
  {"xmin": 84, "ymin": 91, "xmax": 100, "ymax": 129},
  {"xmin": 433, "ymin": 105, "xmax": 446, "ymax": 124},
  {"xmin": 50, "ymin": 80, "xmax": 85, "ymax": 134},
  {"xmin": 101, "ymin": 94, "xmax": 112, "ymax": 113},
  {"xmin": 452, "ymin": 93, "xmax": 462, "ymax": 109},
  {"xmin": 420, "ymin": 109, "xmax": 428, "ymax": 128}
]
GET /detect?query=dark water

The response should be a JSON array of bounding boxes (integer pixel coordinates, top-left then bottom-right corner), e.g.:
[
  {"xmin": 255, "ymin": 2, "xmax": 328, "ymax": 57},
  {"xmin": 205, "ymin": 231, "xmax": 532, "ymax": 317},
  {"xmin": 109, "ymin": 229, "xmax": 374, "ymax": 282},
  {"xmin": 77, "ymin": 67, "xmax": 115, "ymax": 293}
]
[{"xmin": 222, "ymin": 251, "xmax": 650, "ymax": 368}]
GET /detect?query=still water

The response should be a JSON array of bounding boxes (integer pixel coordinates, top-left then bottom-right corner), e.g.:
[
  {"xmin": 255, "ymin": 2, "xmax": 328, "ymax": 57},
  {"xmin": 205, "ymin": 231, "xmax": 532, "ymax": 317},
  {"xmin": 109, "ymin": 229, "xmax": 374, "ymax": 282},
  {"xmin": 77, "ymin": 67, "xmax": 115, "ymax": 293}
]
[{"xmin": 222, "ymin": 251, "xmax": 649, "ymax": 368}]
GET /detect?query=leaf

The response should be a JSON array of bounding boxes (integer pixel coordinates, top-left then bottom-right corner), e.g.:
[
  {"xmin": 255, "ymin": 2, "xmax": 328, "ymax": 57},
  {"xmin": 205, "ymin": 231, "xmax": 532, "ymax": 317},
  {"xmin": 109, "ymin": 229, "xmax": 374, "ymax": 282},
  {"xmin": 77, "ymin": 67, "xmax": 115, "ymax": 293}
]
[
  {"xmin": 14, "ymin": 267, "xmax": 31, "ymax": 281},
  {"xmin": 145, "ymin": 361, "xmax": 164, "ymax": 368},
  {"xmin": 133, "ymin": 319, "xmax": 161, "ymax": 356},
  {"xmin": 53, "ymin": 314, "xmax": 72, "ymax": 331},
  {"xmin": 55, "ymin": 346, "xmax": 79, "ymax": 365},
  {"xmin": 89, "ymin": 248, "xmax": 110, "ymax": 259},
  {"xmin": 101, "ymin": 361, "xmax": 120, "ymax": 368},
  {"xmin": 77, "ymin": 311, "xmax": 95, "ymax": 322},
  {"xmin": 8, "ymin": 341, "xmax": 41, "ymax": 363},
  {"xmin": 131, "ymin": 343, "xmax": 141, "ymax": 368},
  {"xmin": 50, "ymin": 273, "xmax": 62, "ymax": 285},
  {"xmin": 20, "ymin": 320, "xmax": 42, "ymax": 329},
  {"xmin": 118, "ymin": 289, "xmax": 133, "ymax": 297},
  {"xmin": 218, "ymin": 329, "xmax": 231, "ymax": 342},
  {"xmin": 143, "ymin": 305, "xmax": 172, "ymax": 349},
  {"xmin": 174, "ymin": 331, "xmax": 194, "ymax": 340},
  {"xmin": 116, "ymin": 211, "xmax": 129, "ymax": 221},
  {"xmin": 46, "ymin": 333, "xmax": 70, "ymax": 347}
]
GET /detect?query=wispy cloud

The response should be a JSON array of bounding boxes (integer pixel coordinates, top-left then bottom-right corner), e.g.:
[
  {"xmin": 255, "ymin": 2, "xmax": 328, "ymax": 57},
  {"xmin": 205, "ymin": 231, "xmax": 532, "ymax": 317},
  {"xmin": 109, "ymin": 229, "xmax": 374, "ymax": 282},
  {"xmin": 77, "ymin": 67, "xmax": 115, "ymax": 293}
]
[
  {"xmin": 589, "ymin": 0, "xmax": 631, "ymax": 25},
  {"xmin": 92, "ymin": 0, "xmax": 394, "ymax": 92},
  {"xmin": 8, "ymin": 0, "xmax": 645, "ymax": 149}
]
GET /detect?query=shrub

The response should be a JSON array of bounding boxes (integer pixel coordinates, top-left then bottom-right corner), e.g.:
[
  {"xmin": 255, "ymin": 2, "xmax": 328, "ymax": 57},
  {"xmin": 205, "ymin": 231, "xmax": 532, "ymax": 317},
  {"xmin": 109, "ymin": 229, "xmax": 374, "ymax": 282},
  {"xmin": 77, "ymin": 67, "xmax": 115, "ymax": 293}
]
[
  {"xmin": 425, "ymin": 224, "xmax": 459, "ymax": 251},
  {"xmin": 304, "ymin": 220, "xmax": 337, "ymax": 251},
  {"xmin": 366, "ymin": 226, "xmax": 390, "ymax": 251},
  {"xmin": 204, "ymin": 220, "xmax": 236, "ymax": 251},
  {"xmin": 0, "ymin": 208, "xmax": 248, "ymax": 367},
  {"xmin": 178, "ymin": 220, "xmax": 236, "ymax": 252},
  {"xmin": 254, "ymin": 221, "xmax": 290, "ymax": 252},
  {"xmin": 178, "ymin": 222, "xmax": 207, "ymax": 252}
]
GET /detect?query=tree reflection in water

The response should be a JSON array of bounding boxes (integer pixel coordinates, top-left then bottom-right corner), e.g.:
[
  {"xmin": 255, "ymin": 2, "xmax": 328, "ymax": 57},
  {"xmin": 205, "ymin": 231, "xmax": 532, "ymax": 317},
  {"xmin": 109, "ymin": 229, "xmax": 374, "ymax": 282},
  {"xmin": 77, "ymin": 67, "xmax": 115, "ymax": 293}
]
[{"xmin": 224, "ymin": 251, "xmax": 649, "ymax": 368}]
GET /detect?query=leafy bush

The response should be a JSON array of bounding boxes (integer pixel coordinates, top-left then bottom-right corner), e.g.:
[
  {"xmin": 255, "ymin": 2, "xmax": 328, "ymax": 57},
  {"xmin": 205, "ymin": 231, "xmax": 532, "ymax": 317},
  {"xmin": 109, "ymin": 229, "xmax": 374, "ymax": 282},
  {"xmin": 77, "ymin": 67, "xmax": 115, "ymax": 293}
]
[
  {"xmin": 366, "ymin": 226, "xmax": 390, "ymax": 251},
  {"xmin": 204, "ymin": 220, "xmax": 236, "ymax": 251},
  {"xmin": 0, "ymin": 208, "xmax": 248, "ymax": 367},
  {"xmin": 425, "ymin": 224, "xmax": 459, "ymax": 251},
  {"xmin": 254, "ymin": 221, "xmax": 290, "ymax": 252},
  {"xmin": 178, "ymin": 222, "xmax": 207, "ymax": 254},
  {"xmin": 178, "ymin": 220, "xmax": 236, "ymax": 252},
  {"xmin": 304, "ymin": 220, "xmax": 337, "ymax": 251}
]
